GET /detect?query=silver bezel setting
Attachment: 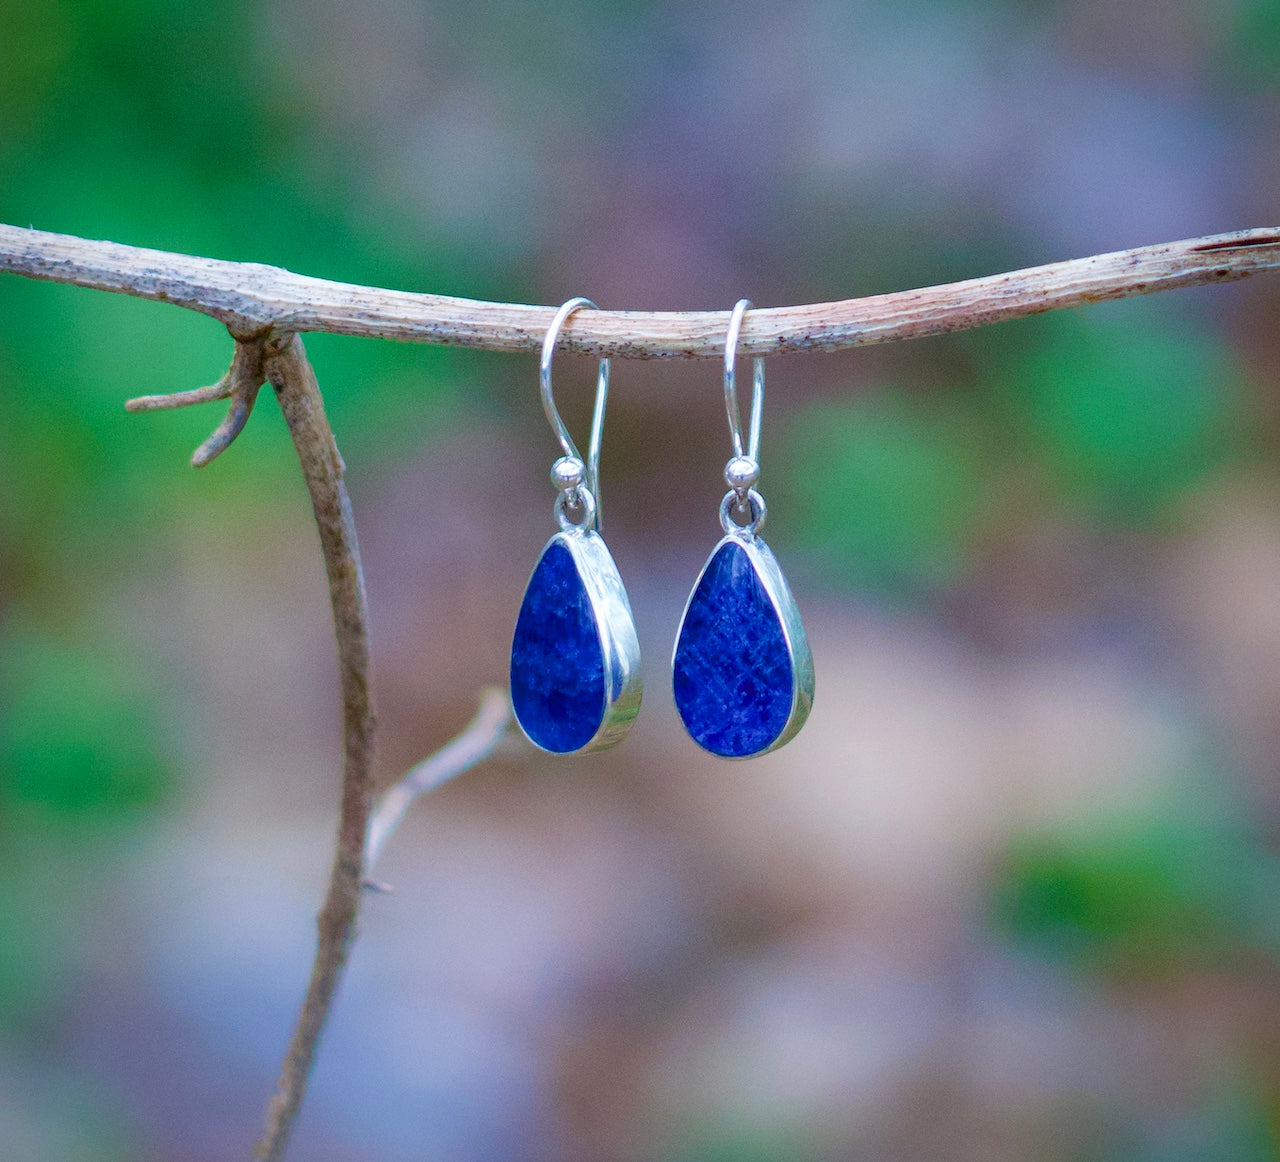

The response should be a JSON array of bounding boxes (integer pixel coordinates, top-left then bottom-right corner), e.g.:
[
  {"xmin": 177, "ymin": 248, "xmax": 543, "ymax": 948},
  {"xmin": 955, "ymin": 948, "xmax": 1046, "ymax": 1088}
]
[
  {"xmin": 672, "ymin": 522, "xmax": 815, "ymax": 760},
  {"xmin": 515, "ymin": 526, "xmax": 643, "ymax": 755}
]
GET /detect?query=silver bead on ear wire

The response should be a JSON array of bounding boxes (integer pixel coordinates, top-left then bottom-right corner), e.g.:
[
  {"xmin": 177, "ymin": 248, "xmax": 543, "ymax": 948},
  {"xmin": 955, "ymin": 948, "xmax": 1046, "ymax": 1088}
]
[
  {"xmin": 724, "ymin": 455, "xmax": 760, "ymax": 495},
  {"xmin": 551, "ymin": 455, "xmax": 587, "ymax": 494}
]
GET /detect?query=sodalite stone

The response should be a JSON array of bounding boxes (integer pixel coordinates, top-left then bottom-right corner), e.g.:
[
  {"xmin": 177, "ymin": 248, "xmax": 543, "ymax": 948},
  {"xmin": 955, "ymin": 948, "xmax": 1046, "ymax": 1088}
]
[
  {"xmin": 511, "ymin": 541, "xmax": 606, "ymax": 752},
  {"xmin": 673, "ymin": 540, "xmax": 794, "ymax": 758}
]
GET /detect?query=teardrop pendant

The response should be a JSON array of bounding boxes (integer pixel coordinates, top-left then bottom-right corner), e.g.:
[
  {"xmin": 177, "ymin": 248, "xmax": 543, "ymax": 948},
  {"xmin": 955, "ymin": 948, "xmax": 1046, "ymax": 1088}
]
[
  {"xmin": 672, "ymin": 530, "xmax": 814, "ymax": 759},
  {"xmin": 511, "ymin": 528, "xmax": 642, "ymax": 754}
]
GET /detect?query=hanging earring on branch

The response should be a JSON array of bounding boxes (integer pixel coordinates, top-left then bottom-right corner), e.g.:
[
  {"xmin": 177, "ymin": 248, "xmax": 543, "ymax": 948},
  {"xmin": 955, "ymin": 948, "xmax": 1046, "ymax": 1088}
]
[
  {"xmin": 509, "ymin": 297, "xmax": 643, "ymax": 754},
  {"xmin": 672, "ymin": 299, "xmax": 815, "ymax": 759}
]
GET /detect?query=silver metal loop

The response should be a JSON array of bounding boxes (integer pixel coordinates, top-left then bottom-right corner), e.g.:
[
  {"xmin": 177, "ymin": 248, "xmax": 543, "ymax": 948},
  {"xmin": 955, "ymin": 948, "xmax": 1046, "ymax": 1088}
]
[
  {"xmin": 719, "ymin": 488, "xmax": 767, "ymax": 538},
  {"xmin": 555, "ymin": 485, "xmax": 598, "ymax": 532},
  {"xmin": 541, "ymin": 297, "xmax": 609, "ymax": 530},
  {"xmin": 724, "ymin": 298, "xmax": 763, "ymax": 466}
]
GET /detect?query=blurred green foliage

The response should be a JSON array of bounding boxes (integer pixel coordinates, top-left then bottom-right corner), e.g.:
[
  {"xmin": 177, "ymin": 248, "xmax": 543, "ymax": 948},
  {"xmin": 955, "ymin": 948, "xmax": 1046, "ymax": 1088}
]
[
  {"xmin": 991, "ymin": 781, "xmax": 1280, "ymax": 1160},
  {"xmin": 785, "ymin": 389, "xmax": 990, "ymax": 593},
  {"xmin": 1229, "ymin": 0, "xmax": 1280, "ymax": 81},
  {"xmin": 664, "ymin": 1119, "xmax": 822, "ymax": 1162},
  {"xmin": 1090, "ymin": 1080, "xmax": 1280, "ymax": 1162},
  {"xmin": 0, "ymin": 0, "xmax": 480, "ymax": 849},
  {"xmin": 991, "ymin": 796, "xmax": 1280, "ymax": 975},
  {"xmin": 784, "ymin": 300, "xmax": 1249, "ymax": 597},
  {"xmin": 987, "ymin": 309, "xmax": 1246, "ymax": 524},
  {"xmin": 0, "ymin": 619, "xmax": 168, "ymax": 816}
]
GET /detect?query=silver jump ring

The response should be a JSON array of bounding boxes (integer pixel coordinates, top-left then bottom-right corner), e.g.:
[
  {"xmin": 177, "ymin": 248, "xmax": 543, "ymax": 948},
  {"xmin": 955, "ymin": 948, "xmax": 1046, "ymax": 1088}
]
[
  {"xmin": 541, "ymin": 297, "xmax": 609, "ymax": 530},
  {"xmin": 555, "ymin": 485, "xmax": 598, "ymax": 532},
  {"xmin": 552, "ymin": 483, "xmax": 596, "ymax": 532},
  {"xmin": 724, "ymin": 298, "xmax": 764, "ymax": 466},
  {"xmin": 719, "ymin": 488, "xmax": 767, "ymax": 537}
]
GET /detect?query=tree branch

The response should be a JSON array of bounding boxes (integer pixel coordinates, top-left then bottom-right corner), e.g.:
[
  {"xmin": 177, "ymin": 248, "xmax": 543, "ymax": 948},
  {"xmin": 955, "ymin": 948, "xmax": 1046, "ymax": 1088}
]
[
  {"xmin": 246, "ymin": 334, "xmax": 374, "ymax": 1162},
  {"xmin": 364, "ymin": 686, "xmax": 513, "ymax": 882},
  {"xmin": 127, "ymin": 331, "xmax": 511, "ymax": 1159},
  {"xmin": 3, "ymin": 223, "xmax": 1279, "ymax": 358},
  {"xmin": 126, "ymin": 330, "xmax": 369, "ymax": 1157}
]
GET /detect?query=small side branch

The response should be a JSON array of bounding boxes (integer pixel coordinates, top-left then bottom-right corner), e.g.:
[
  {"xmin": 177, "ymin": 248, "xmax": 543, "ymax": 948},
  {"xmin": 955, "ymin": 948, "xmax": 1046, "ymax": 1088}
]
[
  {"xmin": 125, "ymin": 380, "xmax": 234, "ymax": 410},
  {"xmin": 126, "ymin": 335, "xmax": 268, "ymax": 466},
  {"xmin": 364, "ymin": 686, "xmax": 513, "ymax": 880}
]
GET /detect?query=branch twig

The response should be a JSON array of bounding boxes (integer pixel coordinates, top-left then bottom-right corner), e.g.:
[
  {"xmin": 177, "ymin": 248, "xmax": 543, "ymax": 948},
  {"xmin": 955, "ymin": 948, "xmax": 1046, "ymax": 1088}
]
[
  {"xmin": 252, "ymin": 335, "xmax": 374, "ymax": 1162},
  {"xmin": 126, "ymin": 334, "xmax": 268, "ymax": 465},
  {"xmin": 3, "ymin": 223, "xmax": 1279, "ymax": 358},
  {"xmin": 128, "ymin": 336, "xmax": 510, "ymax": 1158},
  {"xmin": 365, "ymin": 686, "xmax": 513, "ymax": 880}
]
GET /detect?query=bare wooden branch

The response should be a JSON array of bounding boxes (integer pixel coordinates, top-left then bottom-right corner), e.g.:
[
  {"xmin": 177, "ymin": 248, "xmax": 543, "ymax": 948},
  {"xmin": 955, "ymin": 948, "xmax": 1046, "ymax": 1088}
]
[
  {"xmin": 3, "ymin": 223, "xmax": 1280, "ymax": 359},
  {"xmin": 364, "ymin": 686, "xmax": 513, "ymax": 879},
  {"xmin": 121, "ymin": 330, "xmax": 508, "ymax": 1160},
  {"xmin": 251, "ymin": 335, "xmax": 375, "ymax": 1162}
]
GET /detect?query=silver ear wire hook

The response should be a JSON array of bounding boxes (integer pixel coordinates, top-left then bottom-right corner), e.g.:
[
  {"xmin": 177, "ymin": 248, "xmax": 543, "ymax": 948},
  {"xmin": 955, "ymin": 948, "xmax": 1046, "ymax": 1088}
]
[
  {"xmin": 541, "ymin": 297, "xmax": 609, "ymax": 531},
  {"xmin": 723, "ymin": 298, "xmax": 764, "ymax": 508}
]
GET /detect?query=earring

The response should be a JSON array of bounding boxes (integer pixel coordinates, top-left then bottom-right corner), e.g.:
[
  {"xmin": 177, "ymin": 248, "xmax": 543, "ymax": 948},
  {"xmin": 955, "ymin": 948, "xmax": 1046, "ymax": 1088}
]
[
  {"xmin": 510, "ymin": 298, "xmax": 643, "ymax": 754},
  {"xmin": 672, "ymin": 299, "xmax": 814, "ymax": 758}
]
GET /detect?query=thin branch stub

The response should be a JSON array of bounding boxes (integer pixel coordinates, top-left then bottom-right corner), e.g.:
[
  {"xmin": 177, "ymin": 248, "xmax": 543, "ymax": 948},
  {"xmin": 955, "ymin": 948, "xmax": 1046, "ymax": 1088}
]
[
  {"xmin": 364, "ymin": 686, "xmax": 514, "ymax": 881},
  {"xmin": 125, "ymin": 380, "xmax": 235, "ymax": 411},
  {"xmin": 125, "ymin": 334, "xmax": 268, "ymax": 466}
]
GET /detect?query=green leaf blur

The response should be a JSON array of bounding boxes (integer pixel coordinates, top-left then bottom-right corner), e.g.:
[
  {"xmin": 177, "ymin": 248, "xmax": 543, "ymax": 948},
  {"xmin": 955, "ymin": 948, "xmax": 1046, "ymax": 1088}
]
[
  {"xmin": 991, "ymin": 792, "xmax": 1280, "ymax": 975},
  {"xmin": 784, "ymin": 302, "xmax": 1248, "ymax": 598},
  {"xmin": 784, "ymin": 390, "xmax": 990, "ymax": 595},
  {"xmin": 0, "ymin": 623, "xmax": 170, "ymax": 815},
  {"xmin": 992, "ymin": 309, "xmax": 1245, "ymax": 524}
]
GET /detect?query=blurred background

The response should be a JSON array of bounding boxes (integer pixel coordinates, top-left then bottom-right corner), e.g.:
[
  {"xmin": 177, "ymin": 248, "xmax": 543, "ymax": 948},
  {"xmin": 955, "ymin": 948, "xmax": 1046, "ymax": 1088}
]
[{"xmin": 5, "ymin": 0, "xmax": 1280, "ymax": 1158}]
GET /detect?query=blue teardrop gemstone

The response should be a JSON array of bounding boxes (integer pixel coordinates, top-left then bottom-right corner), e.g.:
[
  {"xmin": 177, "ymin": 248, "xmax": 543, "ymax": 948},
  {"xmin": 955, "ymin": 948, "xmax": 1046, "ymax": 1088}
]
[
  {"xmin": 511, "ymin": 540, "xmax": 607, "ymax": 753},
  {"xmin": 673, "ymin": 540, "xmax": 795, "ymax": 758}
]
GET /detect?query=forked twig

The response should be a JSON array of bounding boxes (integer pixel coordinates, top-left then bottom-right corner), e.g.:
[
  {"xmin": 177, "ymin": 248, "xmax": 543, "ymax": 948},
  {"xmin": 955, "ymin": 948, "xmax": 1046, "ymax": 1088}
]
[
  {"xmin": 126, "ymin": 331, "xmax": 512, "ymax": 1160},
  {"xmin": 131, "ymin": 328, "xmax": 379, "ymax": 1161},
  {"xmin": 126, "ymin": 334, "xmax": 268, "ymax": 466}
]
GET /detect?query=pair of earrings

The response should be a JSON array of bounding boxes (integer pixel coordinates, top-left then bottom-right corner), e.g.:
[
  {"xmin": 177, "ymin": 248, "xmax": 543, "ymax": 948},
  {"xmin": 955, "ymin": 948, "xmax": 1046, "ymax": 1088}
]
[{"xmin": 509, "ymin": 299, "xmax": 815, "ymax": 760}]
